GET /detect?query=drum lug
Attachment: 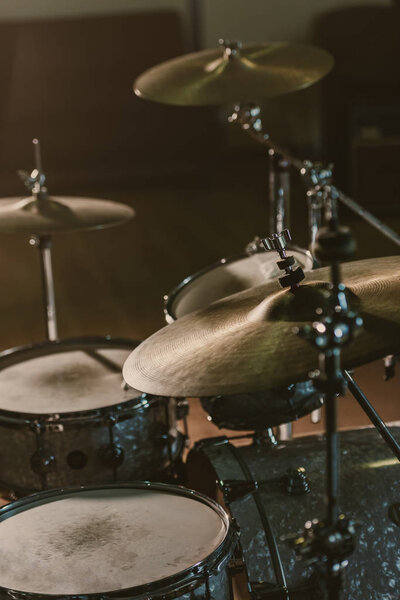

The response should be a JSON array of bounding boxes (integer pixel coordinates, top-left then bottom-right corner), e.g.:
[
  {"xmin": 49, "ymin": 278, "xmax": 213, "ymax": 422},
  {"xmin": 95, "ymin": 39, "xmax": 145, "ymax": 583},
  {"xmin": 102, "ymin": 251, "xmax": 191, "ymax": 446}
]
[
  {"xmin": 282, "ymin": 467, "xmax": 311, "ymax": 495},
  {"xmin": 221, "ymin": 479, "xmax": 257, "ymax": 504},
  {"xmin": 99, "ymin": 443, "xmax": 124, "ymax": 468},
  {"xmin": 227, "ymin": 557, "xmax": 246, "ymax": 575},
  {"xmin": 30, "ymin": 447, "xmax": 56, "ymax": 474}
]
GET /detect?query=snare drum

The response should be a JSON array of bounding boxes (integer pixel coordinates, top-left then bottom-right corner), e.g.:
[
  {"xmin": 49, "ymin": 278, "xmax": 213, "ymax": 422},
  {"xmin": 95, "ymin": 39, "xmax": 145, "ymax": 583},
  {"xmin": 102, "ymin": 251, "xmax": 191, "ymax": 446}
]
[
  {"xmin": 187, "ymin": 428, "xmax": 400, "ymax": 599},
  {"xmin": 0, "ymin": 483, "xmax": 238, "ymax": 599},
  {"xmin": 164, "ymin": 248, "xmax": 319, "ymax": 430},
  {"xmin": 164, "ymin": 248, "xmax": 313, "ymax": 322},
  {"xmin": 0, "ymin": 339, "xmax": 185, "ymax": 493}
]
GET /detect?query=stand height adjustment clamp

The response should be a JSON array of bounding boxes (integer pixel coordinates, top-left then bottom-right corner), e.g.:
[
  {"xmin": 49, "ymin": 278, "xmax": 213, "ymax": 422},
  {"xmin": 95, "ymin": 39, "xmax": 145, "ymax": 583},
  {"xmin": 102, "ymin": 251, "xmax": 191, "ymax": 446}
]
[
  {"xmin": 260, "ymin": 229, "xmax": 305, "ymax": 290},
  {"xmin": 291, "ymin": 516, "xmax": 359, "ymax": 572}
]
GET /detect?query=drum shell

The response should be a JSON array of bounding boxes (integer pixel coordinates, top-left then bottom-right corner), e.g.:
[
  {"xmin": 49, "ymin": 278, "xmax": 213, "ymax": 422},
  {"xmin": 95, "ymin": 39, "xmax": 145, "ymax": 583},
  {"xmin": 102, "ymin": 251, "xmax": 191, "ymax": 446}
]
[
  {"xmin": 0, "ymin": 396, "xmax": 184, "ymax": 492},
  {"xmin": 200, "ymin": 381, "xmax": 323, "ymax": 430},
  {"xmin": 0, "ymin": 341, "xmax": 186, "ymax": 493},
  {"xmin": 187, "ymin": 428, "xmax": 400, "ymax": 599},
  {"xmin": 0, "ymin": 482, "xmax": 238, "ymax": 600},
  {"xmin": 165, "ymin": 250, "xmax": 318, "ymax": 429},
  {"xmin": 164, "ymin": 249, "xmax": 314, "ymax": 323}
]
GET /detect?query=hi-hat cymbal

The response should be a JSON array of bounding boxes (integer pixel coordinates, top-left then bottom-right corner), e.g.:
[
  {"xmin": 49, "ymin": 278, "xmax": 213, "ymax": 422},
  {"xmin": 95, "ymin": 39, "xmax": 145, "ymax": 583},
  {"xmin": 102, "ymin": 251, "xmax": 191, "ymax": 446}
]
[
  {"xmin": 0, "ymin": 194, "xmax": 134, "ymax": 235},
  {"xmin": 134, "ymin": 41, "xmax": 334, "ymax": 106},
  {"xmin": 123, "ymin": 256, "xmax": 400, "ymax": 397}
]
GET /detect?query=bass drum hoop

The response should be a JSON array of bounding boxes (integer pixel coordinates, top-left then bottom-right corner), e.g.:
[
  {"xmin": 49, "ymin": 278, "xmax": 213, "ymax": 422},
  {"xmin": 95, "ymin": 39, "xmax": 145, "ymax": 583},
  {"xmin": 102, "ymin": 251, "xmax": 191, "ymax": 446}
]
[
  {"xmin": 0, "ymin": 336, "xmax": 161, "ymax": 427},
  {"xmin": 0, "ymin": 482, "xmax": 238, "ymax": 600},
  {"xmin": 164, "ymin": 246, "xmax": 314, "ymax": 323}
]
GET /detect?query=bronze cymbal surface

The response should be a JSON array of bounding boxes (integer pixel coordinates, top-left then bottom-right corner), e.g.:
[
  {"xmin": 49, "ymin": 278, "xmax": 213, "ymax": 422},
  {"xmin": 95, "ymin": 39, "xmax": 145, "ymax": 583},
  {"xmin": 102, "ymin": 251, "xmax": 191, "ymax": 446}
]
[
  {"xmin": 0, "ymin": 194, "xmax": 134, "ymax": 235},
  {"xmin": 123, "ymin": 256, "xmax": 400, "ymax": 397},
  {"xmin": 134, "ymin": 42, "xmax": 334, "ymax": 106}
]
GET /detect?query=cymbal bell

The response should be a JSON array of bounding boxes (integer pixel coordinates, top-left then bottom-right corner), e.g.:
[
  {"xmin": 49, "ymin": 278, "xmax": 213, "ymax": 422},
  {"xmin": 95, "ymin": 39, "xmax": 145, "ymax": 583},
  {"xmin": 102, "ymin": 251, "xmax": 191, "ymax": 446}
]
[
  {"xmin": 0, "ymin": 193, "xmax": 134, "ymax": 235},
  {"xmin": 123, "ymin": 256, "xmax": 400, "ymax": 397},
  {"xmin": 134, "ymin": 41, "xmax": 334, "ymax": 106}
]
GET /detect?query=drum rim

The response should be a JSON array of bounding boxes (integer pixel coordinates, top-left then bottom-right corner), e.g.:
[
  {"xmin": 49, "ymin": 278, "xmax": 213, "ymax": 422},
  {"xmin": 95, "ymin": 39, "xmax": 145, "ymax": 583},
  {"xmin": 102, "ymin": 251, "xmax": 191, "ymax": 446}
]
[
  {"xmin": 0, "ymin": 336, "xmax": 166, "ymax": 424},
  {"xmin": 164, "ymin": 246, "xmax": 313, "ymax": 323},
  {"xmin": 0, "ymin": 482, "xmax": 238, "ymax": 600}
]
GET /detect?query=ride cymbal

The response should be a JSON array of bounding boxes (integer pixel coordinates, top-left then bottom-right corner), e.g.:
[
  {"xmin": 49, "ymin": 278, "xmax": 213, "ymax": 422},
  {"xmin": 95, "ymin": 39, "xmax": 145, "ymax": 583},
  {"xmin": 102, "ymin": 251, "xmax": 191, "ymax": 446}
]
[
  {"xmin": 0, "ymin": 194, "xmax": 134, "ymax": 235},
  {"xmin": 134, "ymin": 41, "xmax": 334, "ymax": 106},
  {"xmin": 123, "ymin": 256, "xmax": 400, "ymax": 397}
]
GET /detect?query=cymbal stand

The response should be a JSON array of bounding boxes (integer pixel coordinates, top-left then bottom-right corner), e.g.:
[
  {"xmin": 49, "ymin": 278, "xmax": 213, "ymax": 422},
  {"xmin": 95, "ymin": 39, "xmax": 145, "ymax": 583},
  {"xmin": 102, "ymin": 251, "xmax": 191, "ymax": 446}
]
[
  {"xmin": 18, "ymin": 139, "xmax": 58, "ymax": 341},
  {"xmin": 293, "ymin": 216, "xmax": 363, "ymax": 599},
  {"xmin": 228, "ymin": 103, "xmax": 400, "ymax": 248}
]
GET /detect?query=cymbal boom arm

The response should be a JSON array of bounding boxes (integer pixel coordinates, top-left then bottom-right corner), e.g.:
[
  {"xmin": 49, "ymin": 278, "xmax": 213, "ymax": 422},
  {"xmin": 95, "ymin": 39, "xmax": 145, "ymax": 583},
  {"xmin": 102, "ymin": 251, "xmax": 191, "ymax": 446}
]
[{"xmin": 229, "ymin": 104, "xmax": 400, "ymax": 249}]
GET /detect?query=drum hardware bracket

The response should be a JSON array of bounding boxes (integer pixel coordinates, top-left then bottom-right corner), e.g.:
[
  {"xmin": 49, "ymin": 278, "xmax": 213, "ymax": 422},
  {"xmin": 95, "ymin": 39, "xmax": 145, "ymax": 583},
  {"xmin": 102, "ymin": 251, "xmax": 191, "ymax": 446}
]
[
  {"xmin": 282, "ymin": 467, "xmax": 310, "ymax": 496},
  {"xmin": 229, "ymin": 103, "xmax": 400, "ymax": 249},
  {"xmin": 252, "ymin": 427, "xmax": 277, "ymax": 448},
  {"xmin": 290, "ymin": 516, "xmax": 359, "ymax": 581}
]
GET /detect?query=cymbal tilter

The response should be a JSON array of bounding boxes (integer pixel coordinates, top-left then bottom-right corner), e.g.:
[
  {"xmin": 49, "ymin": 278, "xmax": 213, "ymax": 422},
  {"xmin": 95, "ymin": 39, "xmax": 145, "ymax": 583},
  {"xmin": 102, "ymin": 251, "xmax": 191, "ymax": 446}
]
[{"xmin": 260, "ymin": 229, "xmax": 305, "ymax": 290}]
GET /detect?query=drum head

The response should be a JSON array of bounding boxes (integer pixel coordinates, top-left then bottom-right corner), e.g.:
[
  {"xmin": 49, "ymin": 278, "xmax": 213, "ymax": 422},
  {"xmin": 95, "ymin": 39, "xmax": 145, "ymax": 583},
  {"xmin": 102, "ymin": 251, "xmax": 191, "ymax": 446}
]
[
  {"xmin": 0, "ymin": 486, "xmax": 227, "ymax": 595},
  {"xmin": 168, "ymin": 250, "xmax": 313, "ymax": 320},
  {"xmin": 0, "ymin": 349, "xmax": 139, "ymax": 414}
]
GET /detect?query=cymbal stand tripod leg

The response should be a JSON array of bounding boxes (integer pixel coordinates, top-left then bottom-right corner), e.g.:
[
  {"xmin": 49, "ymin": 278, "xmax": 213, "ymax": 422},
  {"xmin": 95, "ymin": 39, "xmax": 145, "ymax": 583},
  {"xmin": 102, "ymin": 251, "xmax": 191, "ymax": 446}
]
[
  {"xmin": 30, "ymin": 234, "xmax": 58, "ymax": 341},
  {"xmin": 344, "ymin": 370, "xmax": 400, "ymax": 461}
]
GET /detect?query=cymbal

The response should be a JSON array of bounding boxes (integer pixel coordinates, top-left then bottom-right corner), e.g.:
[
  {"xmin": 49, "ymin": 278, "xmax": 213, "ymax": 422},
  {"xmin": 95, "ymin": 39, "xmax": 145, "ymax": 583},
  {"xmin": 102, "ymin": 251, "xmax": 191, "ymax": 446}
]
[
  {"xmin": 0, "ymin": 194, "xmax": 134, "ymax": 235},
  {"xmin": 134, "ymin": 41, "xmax": 334, "ymax": 106},
  {"xmin": 123, "ymin": 256, "xmax": 400, "ymax": 397}
]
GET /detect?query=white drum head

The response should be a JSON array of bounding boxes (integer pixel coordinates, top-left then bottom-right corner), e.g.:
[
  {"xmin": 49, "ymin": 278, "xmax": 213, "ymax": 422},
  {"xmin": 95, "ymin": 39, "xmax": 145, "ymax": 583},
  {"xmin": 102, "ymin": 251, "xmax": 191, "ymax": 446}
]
[
  {"xmin": 0, "ymin": 349, "xmax": 139, "ymax": 414},
  {"xmin": 0, "ymin": 487, "xmax": 227, "ymax": 595},
  {"xmin": 170, "ymin": 250, "xmax": 313, "ymax": 319}
]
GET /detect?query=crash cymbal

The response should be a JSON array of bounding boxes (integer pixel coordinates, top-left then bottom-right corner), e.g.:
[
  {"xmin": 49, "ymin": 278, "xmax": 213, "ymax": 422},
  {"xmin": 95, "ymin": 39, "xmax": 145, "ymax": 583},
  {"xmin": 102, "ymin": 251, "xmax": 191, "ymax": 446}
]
[
  {"xmin": 134, "ymin": 41, "xmax": 334, "ymax": 106},
  {"xmin": 123, "ymin": 256, "xmax": 400, "ymax": 397},
  {"xmin": 0, "ymin": 194, "xmax": 134, "ymax": 235}
]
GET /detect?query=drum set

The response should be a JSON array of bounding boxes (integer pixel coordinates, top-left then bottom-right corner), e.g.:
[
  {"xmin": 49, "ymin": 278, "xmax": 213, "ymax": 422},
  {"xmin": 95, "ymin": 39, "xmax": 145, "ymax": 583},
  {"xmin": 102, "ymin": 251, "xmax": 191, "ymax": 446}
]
[{"xmin": 0, "ymin": 38, "xmax": 399, "ymax": 600}]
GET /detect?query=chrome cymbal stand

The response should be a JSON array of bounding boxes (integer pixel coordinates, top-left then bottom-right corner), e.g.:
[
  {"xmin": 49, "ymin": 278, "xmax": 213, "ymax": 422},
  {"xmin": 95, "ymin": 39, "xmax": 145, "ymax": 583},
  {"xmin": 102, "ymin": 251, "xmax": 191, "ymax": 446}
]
[
  {"xmin": 229, "ymin": 103, "xmax": 400, "ymax": 249},
  {"xmin": 18, "ymin": 139, "xmax": 58, "ymax": 341},
  {"xmin": 294, "ymin": 213, "xmax": 362, "ymax": 599}
]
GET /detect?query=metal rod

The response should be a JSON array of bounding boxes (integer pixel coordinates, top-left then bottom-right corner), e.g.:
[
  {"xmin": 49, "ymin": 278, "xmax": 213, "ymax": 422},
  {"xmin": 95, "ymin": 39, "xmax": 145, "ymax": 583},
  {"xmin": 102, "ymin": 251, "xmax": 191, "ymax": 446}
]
[
  {"xmin": 325, "ymin": 389, "xmax": 339, "ymax": 526},
  {"xmin": 344, "ymin": 370, "xmax": 400, "ymax": 461},
  {"xmin": 269, "ymin": 151, "xmax": 291, "ymax": 236},
  {"xmin": 31, "ymin": 235, "xmax": 58, "ymax": 341},
  {"xmin": 32, "ymin": 138, "xmax": 43, "ymax": 177},
  {"xmin": 329, "ymin": 185, "xmax": 400, "ymax": 248}
]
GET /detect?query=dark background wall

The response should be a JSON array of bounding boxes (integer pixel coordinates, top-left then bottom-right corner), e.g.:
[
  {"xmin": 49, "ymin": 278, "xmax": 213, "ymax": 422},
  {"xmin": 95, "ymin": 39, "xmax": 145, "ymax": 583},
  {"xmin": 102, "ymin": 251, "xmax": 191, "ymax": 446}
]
[{"xmin": 0, "ymin": 0, "xmax": 398, "ymax": 352}]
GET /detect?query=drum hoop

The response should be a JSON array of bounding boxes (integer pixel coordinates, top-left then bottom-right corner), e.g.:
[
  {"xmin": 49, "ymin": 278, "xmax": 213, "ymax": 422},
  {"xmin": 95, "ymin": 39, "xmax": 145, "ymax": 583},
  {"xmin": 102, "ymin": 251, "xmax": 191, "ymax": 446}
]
[
  {"xmin": 164, "ymin": 246, "xmax": 313, "ymax": 323},
  {"xmin": 0, "ymin": 336, "xmax": 164, "ymax": 426},
  {"xmin": 0, "ymin": 482, "xmax": 238, "ymax": 600}
]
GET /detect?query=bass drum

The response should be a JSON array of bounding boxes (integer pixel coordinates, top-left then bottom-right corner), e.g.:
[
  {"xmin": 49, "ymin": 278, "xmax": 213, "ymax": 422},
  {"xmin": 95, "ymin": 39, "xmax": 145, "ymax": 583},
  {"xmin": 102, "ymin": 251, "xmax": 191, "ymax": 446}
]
[
  {"xmin": 187, "ymin": 427, "xmax": 400, "ymax": 599},
  {"xmin": 0, "ymin": 338, "xmax": 186, "ymax": 493},
  {"xmin": 0, "ymin": 483, "xmax": 238, "ymax": 599},
  {"xmin": 164, "ymin": 249, "xmax": 321, "ymax": 430}
]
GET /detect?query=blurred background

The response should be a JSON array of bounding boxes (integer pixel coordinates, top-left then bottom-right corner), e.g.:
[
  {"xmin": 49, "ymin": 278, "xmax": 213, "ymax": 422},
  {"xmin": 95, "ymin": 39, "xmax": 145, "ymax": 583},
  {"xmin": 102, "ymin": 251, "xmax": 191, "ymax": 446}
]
[{"xmin": 0, "ymin": 0, "xmax": 399, "ymax": 436}]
